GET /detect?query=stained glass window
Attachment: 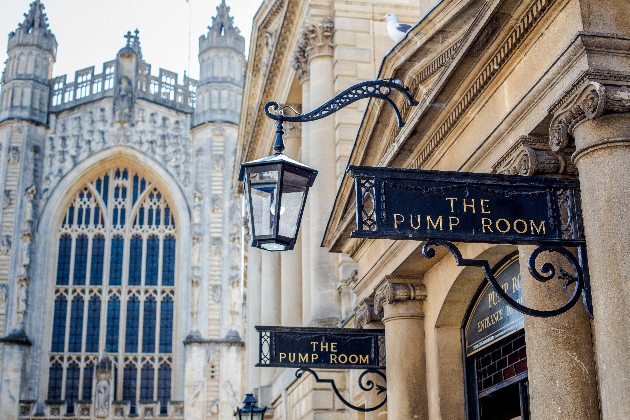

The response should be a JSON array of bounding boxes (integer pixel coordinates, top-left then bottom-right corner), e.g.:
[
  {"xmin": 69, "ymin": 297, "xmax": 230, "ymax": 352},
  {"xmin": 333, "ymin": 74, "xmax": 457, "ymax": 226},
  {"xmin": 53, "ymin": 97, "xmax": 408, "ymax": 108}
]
[{"xmin": 48, "ymin": 168, "xmax": 176, "ymax": 411}]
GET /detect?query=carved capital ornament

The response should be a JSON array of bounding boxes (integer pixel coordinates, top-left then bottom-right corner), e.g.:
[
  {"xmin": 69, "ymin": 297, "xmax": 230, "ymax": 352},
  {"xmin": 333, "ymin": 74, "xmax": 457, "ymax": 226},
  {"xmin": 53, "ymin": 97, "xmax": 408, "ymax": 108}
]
[
  {"xmin": 354, "ymin": 298, "xmax": 381, "ymax": 328},
  {"xmin": 550, "ymin": 82, "xmax": 630, "ymax": 152},
  {"xmin": 373, "ymin": 281, "xmax": 426, "ymax": 314}
]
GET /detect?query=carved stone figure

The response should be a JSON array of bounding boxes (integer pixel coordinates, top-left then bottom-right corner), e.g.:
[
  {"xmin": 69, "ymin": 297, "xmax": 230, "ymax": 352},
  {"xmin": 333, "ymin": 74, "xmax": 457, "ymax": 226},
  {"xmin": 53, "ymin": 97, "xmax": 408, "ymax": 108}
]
[
  {"xmin": 8, "ymin": 147, "xmax": 20, "ymax": 164},
  {"xmin": 94, "ymin": 356, "xmax": 112, "ymax": 418},
  {"xmin": 0, "ymin": 284, "xmax": 7, "ymax": 309},
  {"xmin": 20, "ymin": 232, "xmax": 31, "ymax": 274},
  {"xmin": 15, "ymin": 276, "xmax": 28, "ymax": 328},
  {"xmin": 22, "ymin": 186, "xmax": 36, "ymax": 231},
  {"xmin": 114, "ymin": 76, "xmax": 133, "ymax": 123},
  {"xmin": 212, "ymin": 284, "xmax": 221, "ymax": 303},
  {"xmin": 192, "ymin": 235, "xmax": 201, "ymax": 267},
  {"xmin": 0, "ymin": 235, "xmax": 12, "ymax": 255},
  {"xmin": 3, "ymin": 190, "xmax": 12, "ymax": 209}
]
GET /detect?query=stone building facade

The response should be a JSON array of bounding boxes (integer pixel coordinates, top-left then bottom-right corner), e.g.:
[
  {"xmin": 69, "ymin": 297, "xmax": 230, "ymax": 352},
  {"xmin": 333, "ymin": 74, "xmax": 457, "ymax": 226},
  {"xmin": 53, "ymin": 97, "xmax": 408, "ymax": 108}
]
[
  {"xmin": 0, "ymin": 1, "xmax": 247, "ymax": 419},
  {"xmin": 238, "ymin": 0, "xmax": 630, "ymax": 419}
]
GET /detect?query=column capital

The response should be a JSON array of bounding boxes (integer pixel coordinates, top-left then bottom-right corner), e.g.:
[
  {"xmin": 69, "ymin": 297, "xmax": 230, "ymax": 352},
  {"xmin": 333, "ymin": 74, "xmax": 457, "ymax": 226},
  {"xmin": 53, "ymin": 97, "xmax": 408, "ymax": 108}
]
[
  {"xmin": 293, "ymin": 18, "xmax": 334, "ymax": 80},
  {"xmin": 374, "ymin": 280, "xmax": 426, "ymax": 315},
  {"xmin": 354, "ymin": 298, "xmax": 382, "ymax": 328},
  {"xmin": 550, "ymin": 79, "xmax": 630, "ymax": 152},
  {"xmin": 493, "ymin": 135, "xmax": 576, "ymax": 176}
]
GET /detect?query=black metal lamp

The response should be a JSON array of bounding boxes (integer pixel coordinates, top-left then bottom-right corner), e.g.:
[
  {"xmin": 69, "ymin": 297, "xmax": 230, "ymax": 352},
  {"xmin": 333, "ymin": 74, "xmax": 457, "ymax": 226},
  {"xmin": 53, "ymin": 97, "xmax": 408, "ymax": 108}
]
[
  {"xmin": 234, "ymin": 394, "xmax": 267, "ymax": 420},
  {"xmin": 239, "ymin": 79, "xmax": 418, "ymax": 252},
  {"xmin": 239, "ymin": 120, "xmax": 317, "ymax": 251}
]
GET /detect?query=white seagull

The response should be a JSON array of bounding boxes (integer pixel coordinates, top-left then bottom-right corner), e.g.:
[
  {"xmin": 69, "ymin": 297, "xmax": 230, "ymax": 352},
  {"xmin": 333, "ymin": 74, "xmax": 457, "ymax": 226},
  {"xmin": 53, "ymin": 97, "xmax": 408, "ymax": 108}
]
[{"xmin": 382, "ymin": 13, "xmax": 412, "ymax": 42}]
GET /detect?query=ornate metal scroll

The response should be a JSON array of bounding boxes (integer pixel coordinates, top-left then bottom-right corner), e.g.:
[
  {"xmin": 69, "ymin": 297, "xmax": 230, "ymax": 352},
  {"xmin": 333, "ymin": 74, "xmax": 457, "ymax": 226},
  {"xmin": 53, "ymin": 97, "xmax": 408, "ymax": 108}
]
[
  {"xmin": 296, "ymin": 368, "xmax": 387, "ymax": 412},
  {"xmin": 265, "ymin": 79, "xmax": 419, "ymax": 128},
  {"xmin": 422, "ymin": 240, "xmax": 593, "ymax": 318}
]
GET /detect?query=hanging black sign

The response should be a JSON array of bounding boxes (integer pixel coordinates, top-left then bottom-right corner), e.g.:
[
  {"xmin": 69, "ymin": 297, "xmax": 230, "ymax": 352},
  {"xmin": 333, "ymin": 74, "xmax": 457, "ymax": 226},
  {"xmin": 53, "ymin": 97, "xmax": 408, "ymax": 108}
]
[
  {"xmin": 465, "ymin": 257, "xmax": 524, "ymax": 356},
  {"xmin": 256, "ymin": 326, "xmax": 385, "ymax": 369},
  {"xmin": 348, "ymin": 166, "xmax": 584, "ymax": 245}
]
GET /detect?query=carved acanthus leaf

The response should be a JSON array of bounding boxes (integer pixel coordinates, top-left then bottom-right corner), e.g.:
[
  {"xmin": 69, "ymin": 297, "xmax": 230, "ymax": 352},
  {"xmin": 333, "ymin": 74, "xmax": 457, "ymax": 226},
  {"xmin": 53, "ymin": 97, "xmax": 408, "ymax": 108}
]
[
  {"xmin": 549, "ymin": 82, "xmax": 630, "ymax": 152},
  {"xmin": 492, "ymin": 136, "xmax": 576, "ymax": 176},
  {"xmin": 354, "ymin": 298, "xmax": 381, "ymax": 328},
  {"xmin": 373, "ymin": 281, "xmax": 426, "ymax": 314}
]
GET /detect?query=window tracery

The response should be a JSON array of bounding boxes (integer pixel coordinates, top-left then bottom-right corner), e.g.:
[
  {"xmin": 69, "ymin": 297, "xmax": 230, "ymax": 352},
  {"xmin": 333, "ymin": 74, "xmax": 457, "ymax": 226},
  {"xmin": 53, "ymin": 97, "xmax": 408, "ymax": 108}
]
[{"xmin": 48, "ymin": 168, "xmax": 176, "ymax": 415}]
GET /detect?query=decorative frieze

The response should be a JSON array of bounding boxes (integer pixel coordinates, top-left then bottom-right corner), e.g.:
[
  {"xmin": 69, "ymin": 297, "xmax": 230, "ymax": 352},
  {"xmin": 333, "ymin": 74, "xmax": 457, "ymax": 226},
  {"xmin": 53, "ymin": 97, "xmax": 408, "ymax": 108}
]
[
  {"xmin": 373, "ymin": 280, "xmax": 426, "ymax": 314},
  {"xmin": 549, "ymin": 81, "xmax": 630, "ymax": 152},
  {"xmin": 492, "ymin": 136, "xmax": 576, "ymax": 176}
]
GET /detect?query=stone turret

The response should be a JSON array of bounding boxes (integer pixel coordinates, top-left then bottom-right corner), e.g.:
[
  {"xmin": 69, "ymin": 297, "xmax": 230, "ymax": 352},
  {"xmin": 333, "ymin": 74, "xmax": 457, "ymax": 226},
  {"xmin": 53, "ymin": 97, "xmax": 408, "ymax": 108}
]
[
  {"xmin": 195, "ymin": 0, "xmax": 245, "ymax": 126},
  {"xmin": 0, "ymin": 0, "xmax": 57, "ymax": 125}
]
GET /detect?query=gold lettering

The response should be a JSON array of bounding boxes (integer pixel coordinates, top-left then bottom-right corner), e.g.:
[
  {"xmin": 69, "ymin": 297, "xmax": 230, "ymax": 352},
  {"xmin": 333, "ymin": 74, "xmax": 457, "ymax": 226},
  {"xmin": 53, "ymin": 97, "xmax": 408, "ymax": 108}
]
[
  {"xmin": 502, "ymin": 283, "xmax": 509, "ymax": 293},
  {"xmin": 311, "ymin": 342, "xmax": 318, "ymax": 351},
  {"xmin": 289, "ymin": 353, "xmax": 296, "ymax": 362},
  {"xmin": 330, "ymin": 354, "xmax": 338, "ymax": 363},
  {"xmin": 496, "ymin": 218, "xmax": 510, "ymax": 233},
  {"xmin": 481, "ymin": 199, "xmax": 491, "ymax": 214},
  {"xmin": 530, "ymin": 220, "xmax": 546, "ymax": 234},
  {"xmin": 446, "ymin": 197, "xmax": 458, "ymax": 212},
  {"xmin": 482, "ymin": 218, "xmax": 493, "ymax": 232},
  {"xmin": 513, "ymin": 219, "xmax": 527, "ymax": 234},
  {"xmin": 320, "ymin": 342, "xmax": 329, "ymax": 352},
  {"xmin": 463, "ymin": 198, "xmax": 476, "ymax": 213},
  {"xmin": 279, "ymin": 353, "xmax": 286, "ymax": 362},
  {"xmin": 299, "ymin": 353, "xmax": 308, "ymax": 363},
  {"xmin": 394, "ymin": 214, "xmax": 405, "ymax": 229},
  {"xmin": 311, "ymin": 353, "xmax": 319, "ymax": 362},
  {"xmin": 338, "ymin": 354, "xmax": 347, "ymax": 364},
  {"xmin": 512, "ymin": 275, "xmax": 521, "ymax": 293},
  {"xmin": 349, "ymin": 354, "xmax": 358, "ymax": 364},
  {"xmin": 331, "ymin": 342, "xmax": 337, "ymax": 352},
  {"xmin": 410, "ymin": 214, "xmax": 422, "ymax": 230},
  {"xmin": 359, "ymin": 355, "xmax": 369, "ymax": 364},
  {"xmin": 488, "ymin": 291, "xmax": 501, "ymax": 308},
  {"xmin": 449, "ymin": 216, "xmax": 460, "ymax": 231},
  {"xmin": 427, "ymin": 215, "xmax": 443, "ymax": 230}
]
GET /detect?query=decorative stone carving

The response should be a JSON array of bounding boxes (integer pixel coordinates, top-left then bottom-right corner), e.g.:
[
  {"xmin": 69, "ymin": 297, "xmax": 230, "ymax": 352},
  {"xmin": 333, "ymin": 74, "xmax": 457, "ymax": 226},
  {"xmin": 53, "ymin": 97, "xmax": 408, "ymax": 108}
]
[
  {"xmin": 355, "ymin": 298, "xmax": 382, "ymax": 329},
  {"xmin": 0, "ymin": 284, "xmax": 7, "ymax": 311},
  {"xmin": 20, "ymin": 232, "xmax": 31, "ymax": 275},
  {"xmin": 304, "ymin": 18, "xmax": 334, "ymax": 59},
  {"xmin": 550, "ymin": 81, "xmax": 630, "ymax": 152},
  {"xmin": 211, "ymin": 284, "xmax": 221, "ymax": 303},
  {"xmin": 3, "ymin": 190, "xmax": 12, "ymax": 209},
  {"xmin": 94, "ymin": 356, "xmax": 112, "ymax": 418},
  {"xmin": 191, "ymin": 276, "xmax": 200, "ymax": 330},
  {"xmin": 291, "ymin": 30, "xmax": 310, "ymax": 82},
  {"xmin": 22, "ymin": 185, "xmax": 36, "ymax": 231},
  {"xmin": 221, "ymin": 380, "xmax": 239, "ymax": 408},
  {"xmin": 0, "ymin": 235, "xmax": 11, "ymax": 255},
  {"xmin": 114, "ymin": 75, "xmax": 133, "ymax": 123},
  {"xmin": 492, "ymin": 136, "xmax": 576, "ymax": 176},
  {"xmin": 15, "ymin": 276, "xmax": 28, "ymax": 328},
  {"xmin": 210, "ymin": 236, "xmax": 222, "ymax": 257},
  {"xmin": 192, "ymin": 191, "xmax": 203, "ymax": 232},
  {"xmin": 373, "ymin": 280, "xmax": 426, "ymax": 314},
  {"xmin": 192, "ymin": 235, "xmax": 201, "ymax": 267},
  {"xmin": 8, "ymin": 146, "xmax": 20, "ymax": 164},
  {"xmin": 189, "ymin": 380, "xmax": 204, "ymax": 403}
]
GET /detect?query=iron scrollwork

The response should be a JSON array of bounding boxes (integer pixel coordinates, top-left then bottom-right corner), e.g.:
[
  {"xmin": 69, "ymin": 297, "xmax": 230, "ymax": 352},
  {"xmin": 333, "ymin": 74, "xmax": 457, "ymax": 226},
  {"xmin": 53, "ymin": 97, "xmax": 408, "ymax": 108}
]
[
  {"xmin": 296, "ymin": 367, "xmax": 387, "ymax": 412},
  {"xmin": 422, "ymin": 240, "xmax": 594, "ymax": 318},
  {"xmin": 264, "ymin": 79, "xmax": 419, "ymax": 128}
]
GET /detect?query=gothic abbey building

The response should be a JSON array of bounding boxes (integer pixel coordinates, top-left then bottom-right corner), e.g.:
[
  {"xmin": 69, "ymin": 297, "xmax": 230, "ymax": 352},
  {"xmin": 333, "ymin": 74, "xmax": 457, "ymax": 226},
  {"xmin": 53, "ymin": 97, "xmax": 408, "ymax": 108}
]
[{"xmin": 0, "ymin": 1, "xmax": 246, "ymax": 419}]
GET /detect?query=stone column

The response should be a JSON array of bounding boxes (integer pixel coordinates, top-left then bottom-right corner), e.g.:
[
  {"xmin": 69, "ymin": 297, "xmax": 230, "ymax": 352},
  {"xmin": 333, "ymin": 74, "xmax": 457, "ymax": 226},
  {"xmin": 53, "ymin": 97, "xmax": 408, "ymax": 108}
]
[
  {"xmin": 304, "ymin": 18, "xmax": 341, "ymax": 326},
  {"xmin": 549, "ymin": 81, "xmax": 630, "ymax": 419},
  {"xmin": 246, "ymin": 245, "xmax": 262, "ymax": 391},
  {"xmin": 260, "ymin": 250, "xmax": 280, "ymax": 385},
  {"xmin": 292, "ymin": 38, "xmax": 311, "ymax": 327},
  {"xmin": 355, "ymin": 299, "xmax": 386, "ymax": 420},
  {"xmin": 374, "ymin": 281, "xmax": 428, "ymax": 419},
  {"xmin": 281, "ymin": 120, "xmax": 302, "ymax": 326},
  {"xmin": 519, "ymin": 246, "xmax": 599, "ymax": 420}
]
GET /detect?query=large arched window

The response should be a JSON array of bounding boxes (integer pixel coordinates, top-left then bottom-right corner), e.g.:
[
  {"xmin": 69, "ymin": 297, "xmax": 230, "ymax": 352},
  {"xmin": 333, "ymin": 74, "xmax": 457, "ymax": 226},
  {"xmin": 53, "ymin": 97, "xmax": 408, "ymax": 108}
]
[{"xmin": 48, "ymin": 168, "xmax": 176, "ymax": 414}]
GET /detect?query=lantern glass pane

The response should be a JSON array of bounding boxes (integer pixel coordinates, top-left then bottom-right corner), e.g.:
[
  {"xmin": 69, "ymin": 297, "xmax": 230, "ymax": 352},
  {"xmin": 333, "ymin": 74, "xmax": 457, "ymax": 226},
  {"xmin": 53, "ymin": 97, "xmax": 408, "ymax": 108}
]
[
  {"xmin": 278, "ymin": 171, "xmax": 308, "ymax": 239},
  {"xmin": 249, "ymin": 170, "xmax": 279, "ymax": 237}
]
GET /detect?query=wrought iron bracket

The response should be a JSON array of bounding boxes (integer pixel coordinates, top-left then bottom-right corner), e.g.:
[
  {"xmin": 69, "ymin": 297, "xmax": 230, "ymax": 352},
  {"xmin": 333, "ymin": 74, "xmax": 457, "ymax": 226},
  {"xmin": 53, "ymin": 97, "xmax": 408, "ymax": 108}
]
[
  {"xmin": 296, "ymin": 367, "xmax": 387, "ymax": 412},
  {"xmin": 265, "ymin": 79, "xmax": 418, "ymax": 127},
  {"xmin": 422, "ymin": 240, "xmax": 594, "ymax": 319}
]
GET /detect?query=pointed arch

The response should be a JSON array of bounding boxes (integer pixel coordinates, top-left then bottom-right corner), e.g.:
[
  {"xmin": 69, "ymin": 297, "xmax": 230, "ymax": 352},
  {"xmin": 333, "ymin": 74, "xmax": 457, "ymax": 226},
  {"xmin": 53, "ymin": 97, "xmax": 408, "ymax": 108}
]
[{"xmin": 30, "ymin": 146, "xmax": 191, "ymax": 412}]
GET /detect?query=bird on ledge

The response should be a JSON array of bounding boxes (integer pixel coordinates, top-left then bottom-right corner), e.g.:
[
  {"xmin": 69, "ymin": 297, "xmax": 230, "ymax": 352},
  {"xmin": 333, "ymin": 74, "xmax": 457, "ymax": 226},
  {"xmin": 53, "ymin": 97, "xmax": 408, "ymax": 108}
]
[{"xmin": 381, "ymin": 13, "xmax": 412, "ymax": 42}]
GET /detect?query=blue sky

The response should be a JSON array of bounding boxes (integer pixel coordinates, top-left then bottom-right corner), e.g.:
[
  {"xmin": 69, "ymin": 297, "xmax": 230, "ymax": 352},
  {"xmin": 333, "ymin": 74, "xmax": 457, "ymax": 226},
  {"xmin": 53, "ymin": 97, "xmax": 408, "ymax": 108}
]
[{"xmin": 0, "ymin": 0, "xmax": 262, "ymax": 82}]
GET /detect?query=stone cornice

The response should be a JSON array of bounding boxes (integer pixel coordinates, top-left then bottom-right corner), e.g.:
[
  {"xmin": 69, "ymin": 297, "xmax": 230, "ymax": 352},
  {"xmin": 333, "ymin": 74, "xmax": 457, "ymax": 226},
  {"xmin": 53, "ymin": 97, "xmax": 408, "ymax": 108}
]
[
  {"xmin": 374, "ymin": 281, "xmax": 426, "ymax": 315},
  {"xmin": 549, "ymin": 78, "xmax": 630, "ymax": 152}
]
